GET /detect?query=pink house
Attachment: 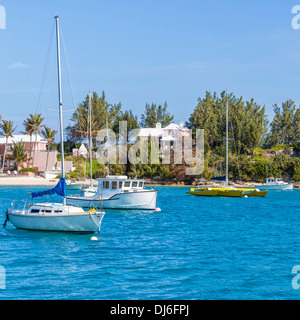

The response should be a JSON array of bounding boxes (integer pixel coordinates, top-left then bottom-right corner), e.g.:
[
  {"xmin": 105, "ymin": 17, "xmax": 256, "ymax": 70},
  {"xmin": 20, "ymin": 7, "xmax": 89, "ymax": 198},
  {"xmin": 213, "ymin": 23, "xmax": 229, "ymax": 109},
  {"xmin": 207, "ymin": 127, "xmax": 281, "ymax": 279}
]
[
  {"xmin": 160, "ymin": 122, "xmax": 190, "ymax": 150},
  {"xmin": 0, "ymin": 134, "xmax": 47, "ymax": 172},
  {"xmin": 138, "ymin": 122, "xmax": 190, "ymax": 150}
]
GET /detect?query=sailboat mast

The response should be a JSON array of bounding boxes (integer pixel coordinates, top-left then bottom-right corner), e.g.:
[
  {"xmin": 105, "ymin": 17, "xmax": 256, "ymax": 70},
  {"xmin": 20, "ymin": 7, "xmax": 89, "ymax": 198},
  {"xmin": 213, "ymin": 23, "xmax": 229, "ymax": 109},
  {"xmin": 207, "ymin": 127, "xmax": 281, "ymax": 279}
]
[
  {"xmin": 106, "ymin": 117, "xmax": 109, "ymax": 176},
  {"xmin": 225, "ymin": 95, "xmax": 229, "ymax": 187},
  {"xmin": 88, "ymin": 92, "xmax": 92, "ymax": 180},
  {"xmin": 55, "ymin": 15, "xmax": 66, "ymax": 205}
]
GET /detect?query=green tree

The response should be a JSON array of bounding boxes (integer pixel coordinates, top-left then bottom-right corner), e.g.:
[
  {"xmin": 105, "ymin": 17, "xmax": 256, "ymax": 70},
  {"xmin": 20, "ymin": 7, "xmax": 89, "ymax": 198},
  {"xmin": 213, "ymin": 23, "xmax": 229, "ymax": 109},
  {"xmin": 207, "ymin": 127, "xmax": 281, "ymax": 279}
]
[
  {"xmin": 67, "ymin": 91, "xmax": 121, "ymax": 145},
  {"xmin": 187, "ymin": 91, "xmax": 267, "ymax": 154},
  {"xmin": 294, "ymin": 165, "xmax": 300, "ymax": 181},
  {"xmin": 140, "ymin": 102, "xmax": 174, "ymax": 128},
  {"xmin": 0, "ymin": 120, "xmax": 17, "ymax": 173},
  {"xmin": 22, "ymin": 117, "xmax": 34, "ymax": 167},
  {"xmin": 112, "ymin": 110, "xmax": 139, "ymax": 140},
  {"xmin": 41, "ymin": 127, "xmax": 57, "ymax": 171},
  {"xmin": 266, "ymin": 100, "xmax": 299, "ymax": 147},
  {"xmin": 28, "ymin": 113, "xmax": 45, "ymax": 165},
  {"xmin": 8, "ymin": 141, "xmax": 30, "ymax": 170}
]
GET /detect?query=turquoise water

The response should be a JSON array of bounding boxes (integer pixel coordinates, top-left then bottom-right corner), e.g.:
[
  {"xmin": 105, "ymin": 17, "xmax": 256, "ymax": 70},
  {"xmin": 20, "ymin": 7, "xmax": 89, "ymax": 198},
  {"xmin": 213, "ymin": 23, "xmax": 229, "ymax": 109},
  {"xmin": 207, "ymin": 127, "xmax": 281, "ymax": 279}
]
[{"xmin": 0, "ymin": 185, "xmax": 299, "ymax": 300}]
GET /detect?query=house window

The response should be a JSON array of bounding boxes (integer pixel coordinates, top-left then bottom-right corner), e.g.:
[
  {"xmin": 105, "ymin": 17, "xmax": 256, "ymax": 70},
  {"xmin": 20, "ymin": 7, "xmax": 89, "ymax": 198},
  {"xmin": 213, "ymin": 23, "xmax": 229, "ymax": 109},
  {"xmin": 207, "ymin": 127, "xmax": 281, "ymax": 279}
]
[
  {"xmin": 169, "ymin": 130, "xmax": 175, "ymax": 137},
  {"xmin": 103, "ymin": 181, "xmax": 110, "ymax": 189}
]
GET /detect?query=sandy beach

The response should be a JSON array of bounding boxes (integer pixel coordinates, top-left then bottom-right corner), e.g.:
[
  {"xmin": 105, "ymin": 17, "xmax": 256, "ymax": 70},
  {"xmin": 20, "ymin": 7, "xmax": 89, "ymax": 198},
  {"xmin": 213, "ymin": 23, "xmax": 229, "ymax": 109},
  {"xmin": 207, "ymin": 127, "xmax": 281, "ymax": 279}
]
[{"xmin": 0, "ymin": 176, "xmax": 58, "ymax": 186}]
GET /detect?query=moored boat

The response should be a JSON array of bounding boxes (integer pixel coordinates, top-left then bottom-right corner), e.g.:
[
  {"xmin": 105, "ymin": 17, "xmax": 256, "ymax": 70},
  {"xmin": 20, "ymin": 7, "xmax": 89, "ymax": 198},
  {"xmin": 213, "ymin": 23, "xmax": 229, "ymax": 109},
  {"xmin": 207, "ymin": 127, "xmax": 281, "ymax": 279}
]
[
  {"xmin": 186, "ymin": 187, "xmax": 268, "ymax": 197},
  {"xmin": 67, "ymin": 175, "xmax": 158, "ymax": 210},
  {"xmin": 255, "ymin": 177, "xmax": 294, "ymax": 191},
  {"xmin": 4, "ymin": 15, "xmax": 105, "ymax": 234},
  {"xmin": 186, "ymin": 95, "xmax": 268, "ymax": 198},
  {"xmin": 6, "ymin": 201, "xmax": 104, "ymax": 233}
]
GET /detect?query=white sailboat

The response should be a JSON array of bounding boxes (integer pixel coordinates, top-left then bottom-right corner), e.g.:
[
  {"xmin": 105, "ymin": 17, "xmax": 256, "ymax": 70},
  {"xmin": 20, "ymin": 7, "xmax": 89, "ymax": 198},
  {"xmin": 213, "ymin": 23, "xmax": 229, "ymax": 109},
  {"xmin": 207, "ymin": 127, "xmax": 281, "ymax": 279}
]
[{"xmin": 5, "ymin": 15, "xmax": 105, "ymax": 233}]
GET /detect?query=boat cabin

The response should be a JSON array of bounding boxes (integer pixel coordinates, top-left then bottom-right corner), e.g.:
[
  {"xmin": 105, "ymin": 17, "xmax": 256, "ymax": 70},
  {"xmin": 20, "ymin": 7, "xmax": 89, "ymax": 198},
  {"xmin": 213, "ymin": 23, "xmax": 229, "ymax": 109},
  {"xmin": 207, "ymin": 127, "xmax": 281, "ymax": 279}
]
[
  {"xmin": 26, "ymin": 203, "xmax": 85, "ymax": 215},
  {"xmin": 96, "ymin": 175, "xmax": 145, "ymax": 198},
  {"xmin": 265, "ymin": 177, "xmax": 284, "ymax": 185}
]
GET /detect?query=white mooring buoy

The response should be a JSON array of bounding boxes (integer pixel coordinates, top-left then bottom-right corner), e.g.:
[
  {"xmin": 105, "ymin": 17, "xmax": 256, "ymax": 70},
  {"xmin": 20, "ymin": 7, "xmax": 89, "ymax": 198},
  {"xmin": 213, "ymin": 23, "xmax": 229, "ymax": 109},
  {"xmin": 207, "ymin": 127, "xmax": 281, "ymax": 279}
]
[{"xmin": 90, "ymin": 236, "xmax": 99, "ymax": 241}]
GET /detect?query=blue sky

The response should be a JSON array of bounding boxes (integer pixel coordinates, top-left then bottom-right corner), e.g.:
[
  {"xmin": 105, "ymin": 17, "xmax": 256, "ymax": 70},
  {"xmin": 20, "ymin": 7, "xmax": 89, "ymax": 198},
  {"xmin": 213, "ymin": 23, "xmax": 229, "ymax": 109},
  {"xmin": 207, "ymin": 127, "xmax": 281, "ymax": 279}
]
[{"xmin": 1, "ymin": 0, "xmax": 300, "ymax": 134}]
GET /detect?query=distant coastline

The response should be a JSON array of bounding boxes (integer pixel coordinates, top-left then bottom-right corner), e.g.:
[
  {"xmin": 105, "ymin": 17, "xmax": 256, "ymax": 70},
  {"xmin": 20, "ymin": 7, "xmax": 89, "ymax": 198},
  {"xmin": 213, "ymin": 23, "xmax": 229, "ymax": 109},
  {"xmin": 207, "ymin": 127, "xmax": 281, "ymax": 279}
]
[{"xmin": 0, "ymin": 176, "xmax": 299, "ymax": 189}]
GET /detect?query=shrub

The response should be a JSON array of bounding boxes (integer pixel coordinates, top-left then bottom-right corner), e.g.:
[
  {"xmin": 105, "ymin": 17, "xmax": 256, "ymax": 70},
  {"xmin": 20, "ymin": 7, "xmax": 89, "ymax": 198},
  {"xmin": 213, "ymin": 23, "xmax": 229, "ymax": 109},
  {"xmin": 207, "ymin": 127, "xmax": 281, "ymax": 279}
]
[
  {"xmin": 19, "ymin": 168, "xmax": 35, "ymax": 173},
  {"xmin": 293, "ymin": 166, "xmax": 300, "ymax": 181}
]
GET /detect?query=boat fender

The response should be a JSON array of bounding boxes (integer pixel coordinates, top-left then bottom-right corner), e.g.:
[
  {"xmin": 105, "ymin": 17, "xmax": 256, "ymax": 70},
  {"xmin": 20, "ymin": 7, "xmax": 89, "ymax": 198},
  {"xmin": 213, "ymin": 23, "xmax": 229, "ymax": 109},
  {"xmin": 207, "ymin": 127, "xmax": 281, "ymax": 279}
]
[{"xmin": 154, "ymin": 207, "xmax": 161, "ymax": 212}]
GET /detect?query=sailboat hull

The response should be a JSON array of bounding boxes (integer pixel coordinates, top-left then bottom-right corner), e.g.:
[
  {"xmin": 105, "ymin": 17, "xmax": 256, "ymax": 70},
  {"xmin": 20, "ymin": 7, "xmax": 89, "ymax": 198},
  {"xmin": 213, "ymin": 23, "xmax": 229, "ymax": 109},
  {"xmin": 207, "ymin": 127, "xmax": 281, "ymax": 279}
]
[
  {"xmin": 186, "ymin": 187, "xmax": 268, "ymax": 197},
  {"xmin": 7, "ymin": 210, "xmax": 104, "ymax": 233},
  {"xmin": 254, "ymin": 183, "xmax": 294, "ymax": 191}
]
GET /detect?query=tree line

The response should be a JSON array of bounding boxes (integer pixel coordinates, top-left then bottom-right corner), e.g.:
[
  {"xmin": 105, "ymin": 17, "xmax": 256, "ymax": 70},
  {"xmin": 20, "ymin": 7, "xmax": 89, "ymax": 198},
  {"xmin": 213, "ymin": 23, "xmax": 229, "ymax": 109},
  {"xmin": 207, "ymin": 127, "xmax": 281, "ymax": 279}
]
[
  {"xmin": 66, "ymin": 90, "xmax": 300, "ymax": 152},
  {"xmin": 1, "ymin": 89, "xmax": 299, "ymax": 181}
]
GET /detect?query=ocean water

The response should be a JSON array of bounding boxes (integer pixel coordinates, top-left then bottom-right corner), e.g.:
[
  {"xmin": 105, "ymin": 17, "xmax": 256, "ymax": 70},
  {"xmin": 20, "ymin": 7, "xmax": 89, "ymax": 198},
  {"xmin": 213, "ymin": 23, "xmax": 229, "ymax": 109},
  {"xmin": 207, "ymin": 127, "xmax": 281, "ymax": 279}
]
[{"xmin": 0, "ymin": 185, "xmax": 299, "ymax": 300}]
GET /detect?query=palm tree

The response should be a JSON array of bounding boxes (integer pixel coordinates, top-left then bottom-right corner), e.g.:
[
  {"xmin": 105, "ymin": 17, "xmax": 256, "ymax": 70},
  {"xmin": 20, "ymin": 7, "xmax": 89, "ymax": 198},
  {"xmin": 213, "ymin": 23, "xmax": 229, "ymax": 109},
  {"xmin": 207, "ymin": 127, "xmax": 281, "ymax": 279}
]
[
  {"xmin": 0, "ymin": 120, "xmax": 17, "ymax": 173},
  {"xmin": 21, "ymin": 117, "xmax": 34, "ymax": 167},
  {"xmin": 28, "ymin": 113, "xmax": 45, "ymax": 166},
  {"xmin": 8, "ymin": 141, "xmax": 30, "ymax": 170},
  {"xmin": 41, "ymin": 127, "xmax": 57, "ymax": 172},
  {"xmin": 76, "ymin": 113, "xmax": 98, "ymax": 148}
]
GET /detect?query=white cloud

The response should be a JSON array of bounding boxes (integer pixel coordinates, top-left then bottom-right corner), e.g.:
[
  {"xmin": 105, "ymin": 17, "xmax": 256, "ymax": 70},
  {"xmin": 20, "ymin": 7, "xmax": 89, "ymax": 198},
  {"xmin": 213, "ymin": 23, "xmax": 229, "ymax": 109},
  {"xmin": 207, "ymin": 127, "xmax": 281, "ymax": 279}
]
[{"xmin": 7, "ymin": 62, "xmax": 29, "ymax": 69}]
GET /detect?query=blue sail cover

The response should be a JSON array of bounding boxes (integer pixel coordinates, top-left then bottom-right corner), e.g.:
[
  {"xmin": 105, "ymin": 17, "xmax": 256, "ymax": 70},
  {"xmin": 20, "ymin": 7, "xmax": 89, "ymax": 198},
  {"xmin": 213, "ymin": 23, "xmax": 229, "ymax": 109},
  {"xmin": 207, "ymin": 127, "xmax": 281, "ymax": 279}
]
[
  {"xmin": 211, "ymin": 176, "xmax": 226, "ymax": 181},
  {"xmin": 31, "ymin": 177, "xmax": 66, "ymax": 199}
]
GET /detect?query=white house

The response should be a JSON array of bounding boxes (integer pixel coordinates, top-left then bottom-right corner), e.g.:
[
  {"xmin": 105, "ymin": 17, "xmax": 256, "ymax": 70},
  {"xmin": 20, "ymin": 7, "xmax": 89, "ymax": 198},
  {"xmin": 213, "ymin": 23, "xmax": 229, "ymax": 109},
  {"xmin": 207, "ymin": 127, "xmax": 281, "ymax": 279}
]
[
  {"xmin": 137, "ymin": 122, "xmax": 190, "ymax": 150},
  {"xmin": 73, "ymin": 143, "xmax": 88, "ymax": 158}
]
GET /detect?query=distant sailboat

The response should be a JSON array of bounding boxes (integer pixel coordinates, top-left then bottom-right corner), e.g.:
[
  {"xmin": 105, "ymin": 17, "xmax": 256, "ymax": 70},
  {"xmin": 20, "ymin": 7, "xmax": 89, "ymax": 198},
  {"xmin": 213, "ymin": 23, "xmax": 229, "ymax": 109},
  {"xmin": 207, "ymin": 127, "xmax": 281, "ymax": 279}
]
[{"xmin": 5, "ymin": 15, "xmax": 105, "ymax": 233}]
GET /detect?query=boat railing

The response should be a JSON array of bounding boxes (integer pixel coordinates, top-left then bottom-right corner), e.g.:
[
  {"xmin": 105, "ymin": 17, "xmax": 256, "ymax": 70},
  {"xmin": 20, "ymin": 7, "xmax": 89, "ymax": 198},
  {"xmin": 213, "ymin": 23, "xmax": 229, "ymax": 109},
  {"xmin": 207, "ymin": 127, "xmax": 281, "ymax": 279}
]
[{"xmin": 11, "ymin": 200, "xmax": 28, "ymax": 212}]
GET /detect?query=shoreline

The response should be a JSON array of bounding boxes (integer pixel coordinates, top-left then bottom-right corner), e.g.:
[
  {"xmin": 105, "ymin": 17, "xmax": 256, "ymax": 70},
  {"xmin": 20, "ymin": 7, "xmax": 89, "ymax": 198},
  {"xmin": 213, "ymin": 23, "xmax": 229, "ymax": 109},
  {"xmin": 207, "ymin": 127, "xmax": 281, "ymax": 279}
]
[
  {"xmin": 0, "ymin": 176, "xmax": 299, "ymax": 188},
  {"xmin": 0, "ymin": 176, "xmax": 58, "ymax": 186}
]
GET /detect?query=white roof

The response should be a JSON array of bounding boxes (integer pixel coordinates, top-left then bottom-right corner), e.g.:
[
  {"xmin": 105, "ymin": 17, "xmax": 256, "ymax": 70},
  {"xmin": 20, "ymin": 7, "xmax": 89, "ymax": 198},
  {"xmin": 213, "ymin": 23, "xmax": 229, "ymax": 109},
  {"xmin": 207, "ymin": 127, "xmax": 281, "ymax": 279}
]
[
  {"xmin": 138, "ymin": 122, "xmax": 188, "ymax": 137},
  {"xmin": 164, "ymin": 122, "xmax": 188, "ymax": 131},
  {"xmin": 78, "ymin": 144, "xmax": 87, "ymax": 157},
  {"xmin": 137, "ymin": 128, "xmax": 163, "ymax": 137},
  {"xmin": 0, "ymin": 134, "xmax": 46, "ymax": 144}
]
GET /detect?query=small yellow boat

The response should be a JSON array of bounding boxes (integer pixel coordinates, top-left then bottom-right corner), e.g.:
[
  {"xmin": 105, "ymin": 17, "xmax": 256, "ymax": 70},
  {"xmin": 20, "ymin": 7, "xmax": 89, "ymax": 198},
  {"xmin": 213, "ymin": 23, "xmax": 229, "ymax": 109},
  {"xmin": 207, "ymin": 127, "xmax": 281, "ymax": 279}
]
[{"xmin": 186, "ymin": 187, "xmax": 268, "ymax": 197}]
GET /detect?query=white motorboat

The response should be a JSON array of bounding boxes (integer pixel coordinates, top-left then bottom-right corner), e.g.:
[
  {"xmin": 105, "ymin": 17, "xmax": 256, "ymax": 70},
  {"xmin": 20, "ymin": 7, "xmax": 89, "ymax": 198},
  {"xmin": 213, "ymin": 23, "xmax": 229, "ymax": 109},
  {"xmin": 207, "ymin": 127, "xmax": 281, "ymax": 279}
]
[
  {"xmin": 4, "ymin": 15, "xmax": 105, "ymax": 234},
  {"xmin": 66, "ymin": 175, "xmax": 158, "ymax": 210},
  {"xmin": 255, "ymin": 177, "xmax": 294, "ymax": 190},
  {"xmin": 82, "ymin": 181, "xmax": 98, "ymax": 197}
]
